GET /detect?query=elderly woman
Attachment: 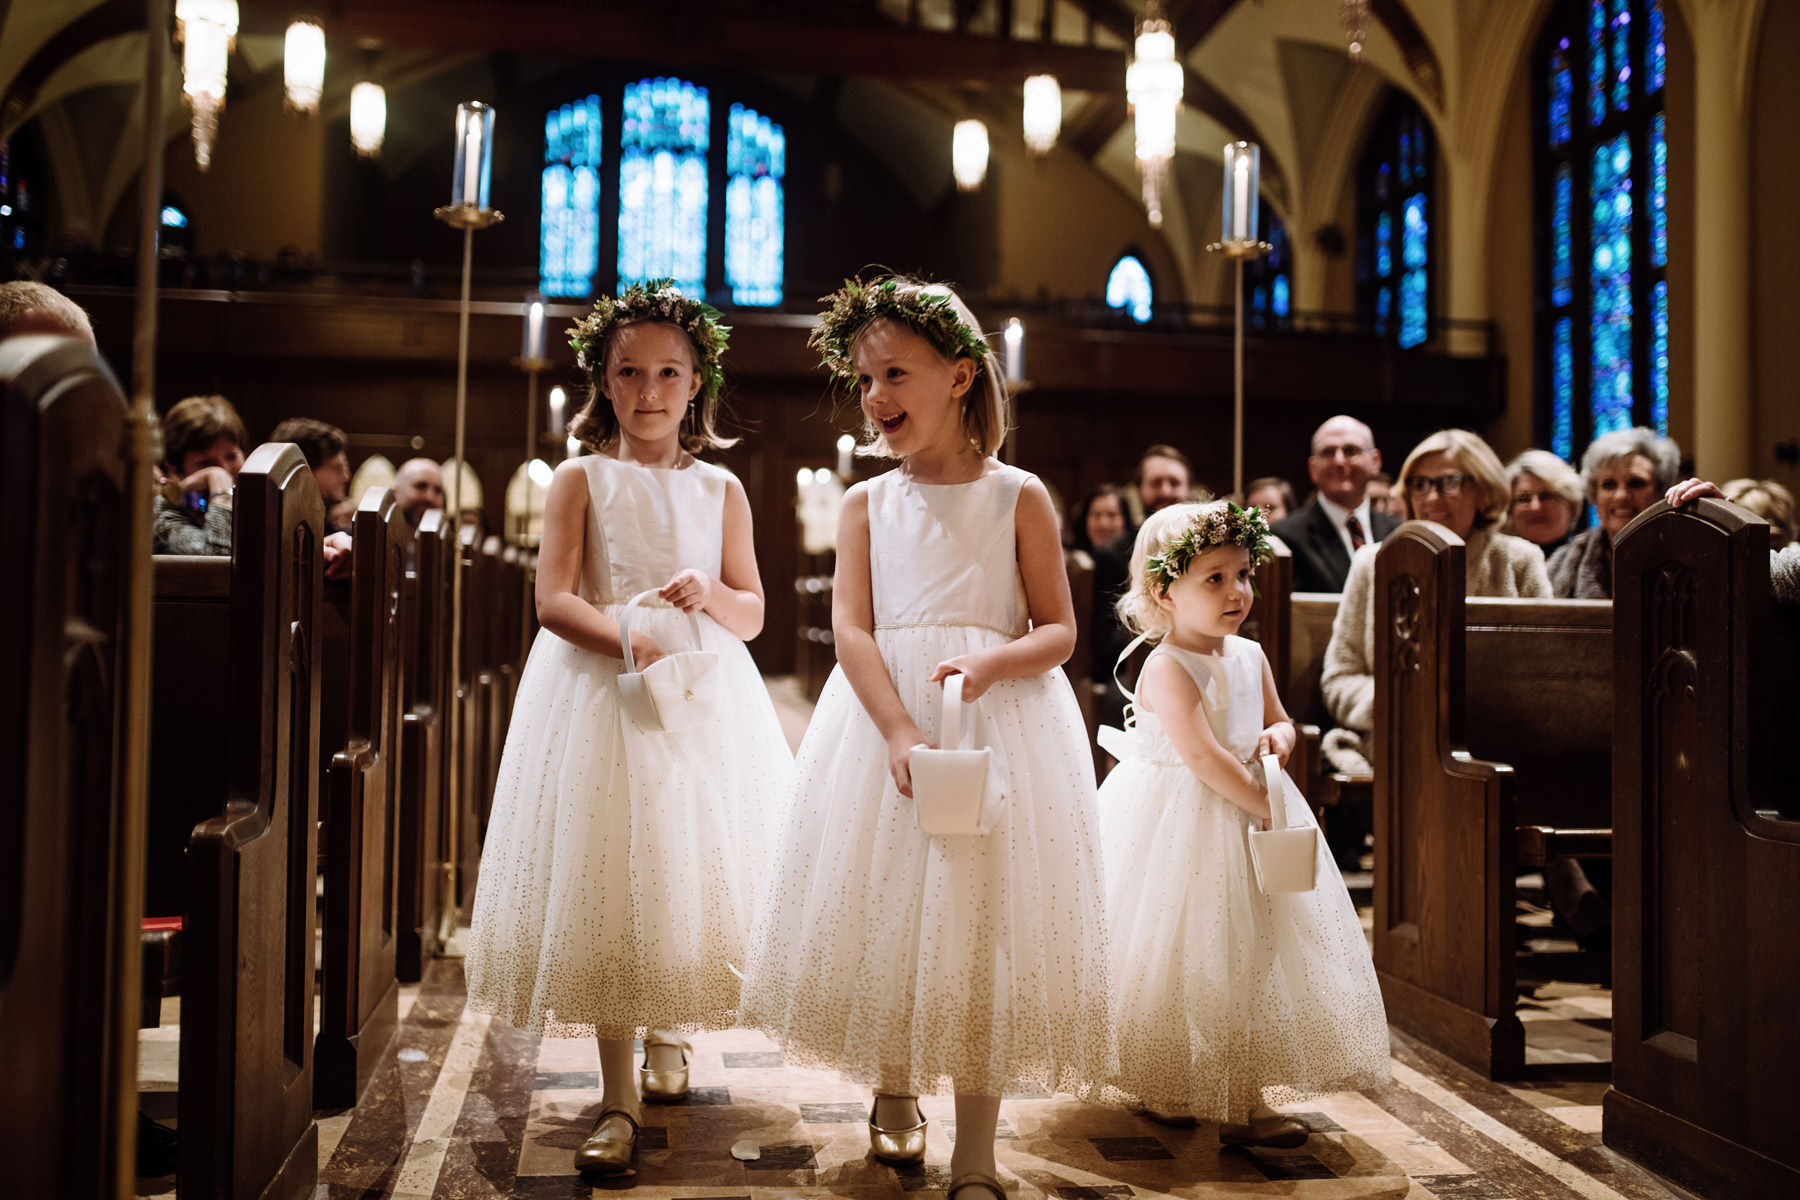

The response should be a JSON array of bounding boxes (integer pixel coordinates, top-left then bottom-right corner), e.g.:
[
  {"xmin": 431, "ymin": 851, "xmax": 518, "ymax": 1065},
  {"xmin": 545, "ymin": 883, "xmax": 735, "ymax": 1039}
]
[
  {"xmin": 1503, "ymin": 449, "xmax": 1584, "ymax": 553},
  {"xmin": 1319, "ymin": 429, "xmax": 1551, "ymax": 781},
  {"xmin": 1546, "ymin": 427, "xmax": 1681, "ymax": 598}
]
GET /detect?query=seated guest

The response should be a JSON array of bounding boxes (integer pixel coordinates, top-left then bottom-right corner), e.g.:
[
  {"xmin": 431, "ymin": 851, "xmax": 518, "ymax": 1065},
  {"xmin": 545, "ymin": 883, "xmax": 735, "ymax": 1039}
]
[
  {"xmin": 1503, "ymin": 448, "xmax": 1584, "ymax": 553},
  {"xmin": 0, "ymin": 280, "xmax": 94, "ymax": 343},
  {"xmin": 395, "ymin": 457, "xmax": 446, "ymax": 530},
  {"xmin": 1366, "ymin": 471, "xmax": 1404, "ymax": 519},
  {"xmin": 1721, "ymin": 477, "xmax": 1795, "ymax": 548},
  {"xmin": 1272, "ymin": 415, "xmax": 1399, "ymax": 592},
  {"xmin": 1068, "ymin": 483, "xmax": 1133, "ymax": 556},
  {"xmin": 1320, "ymin": 429, "xmax": 1551, "ymax": 777},
  {"xmin": 1668, "ymin": 478, "xmax": 1800, "ymax": 602},
  {"xmin": 1245, "ymin": 475, "xmax": 1296, "ymax": 524},
  {"xmin": 1128, "ymin": 442, "xmax": 1198, "ymax": 523},
  {"xmin": 268, "ymin": 417, "xmax": 351, "ymax": 532},
  {"xmin": 152, "ymin": 395, "xmax": 248, "ymax": 556},
  {"xmin": 1547, "ymin": 427, "xmax": 1681, "ymax": 598}
]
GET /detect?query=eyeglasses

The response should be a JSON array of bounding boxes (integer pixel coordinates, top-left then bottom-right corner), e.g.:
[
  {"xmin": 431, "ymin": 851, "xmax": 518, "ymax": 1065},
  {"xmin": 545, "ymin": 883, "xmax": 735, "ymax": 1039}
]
[
  {"xmin": 1311, "ymin": 443, "xmax": 1369, "ymax": 462},
  {"xmin": 1511, "ymin": 490, "xmax": 1563, "ymax": 508},
  {"xmin": 1407, "ymin": 472, "xmax": 1470, "ymax": 497}
]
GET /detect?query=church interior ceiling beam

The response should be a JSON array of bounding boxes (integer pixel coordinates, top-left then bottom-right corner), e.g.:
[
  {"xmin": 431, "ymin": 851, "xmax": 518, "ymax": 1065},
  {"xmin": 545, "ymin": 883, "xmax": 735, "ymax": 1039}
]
[{"xmin": 1371, "ymin": 0, "xmax": 1443, "ymax": 108}]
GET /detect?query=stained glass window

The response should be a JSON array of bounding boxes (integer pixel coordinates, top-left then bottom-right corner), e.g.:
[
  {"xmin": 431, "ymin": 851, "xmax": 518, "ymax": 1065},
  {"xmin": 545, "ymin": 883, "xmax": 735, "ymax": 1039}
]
[
  {"xmin": 1358, "ymin": 95, "xmax": 1433, "ymax": 347},
  {"xmin": 725, "ymin": 104, "xmax": 784, "ymax": 307},
  {"xmin": 1538, "ymin": 0, "xmax": 1668, "ymax": 457},
  {"xmin": 618, "ymin": 77, "xmax": 709, "ymax": 297},
  {"xmin": 1107, "ymin": 255, "xmax": 1153, "ymax": 323},
  {"xmin": 1244, "ymin": 200, "xmax": 1292, "ymax": 332},
  {"xmin": 541, "ymin": 94, "xmax": 602, "ymax": 297}
]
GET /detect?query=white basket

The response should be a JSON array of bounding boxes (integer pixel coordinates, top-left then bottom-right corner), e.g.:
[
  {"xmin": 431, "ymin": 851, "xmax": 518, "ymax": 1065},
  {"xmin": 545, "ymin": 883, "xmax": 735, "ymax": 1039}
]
[
  {"xmin": 616, "ymin": 589, "xmax": 720, "ymax": 733},
  {"xmin": 911, "ymin": 675, "xmax": 998, "ymax": 836},
  {"xmin": 1247, "ymin": 753, "xmax": 1318, "ymax": 894}
]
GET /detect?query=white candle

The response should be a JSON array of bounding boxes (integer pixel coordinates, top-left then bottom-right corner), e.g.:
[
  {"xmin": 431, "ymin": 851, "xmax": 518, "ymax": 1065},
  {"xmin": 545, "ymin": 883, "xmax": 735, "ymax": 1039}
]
[
  {"xmin": 1232, "ymin": 155, "xmax": 1250, "ymax": 242},
  {"xmin": 462, "ymin": 121, "xmax": 482, "ymax": 205},
  {"xmin": 1003, "ymin": 318, "xmax": 1024, "ymax": 383},
  {"xmin": 524, "ymin": 299, "xmax": 545, "ymax": 361},
  {"xmin": 836, "ymin": 434, "xmax": 855, "ymax": 479},
  {"xmin": 548, "ymin": 385, "xmax": 566, "ymax": 434}
]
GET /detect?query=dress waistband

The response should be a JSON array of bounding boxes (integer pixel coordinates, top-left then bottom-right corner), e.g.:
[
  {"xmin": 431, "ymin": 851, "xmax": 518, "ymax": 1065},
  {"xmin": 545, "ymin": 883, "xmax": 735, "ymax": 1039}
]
[{"xmin": 875, "ymin": 620, "xmax": 1026, "ymax": 639}]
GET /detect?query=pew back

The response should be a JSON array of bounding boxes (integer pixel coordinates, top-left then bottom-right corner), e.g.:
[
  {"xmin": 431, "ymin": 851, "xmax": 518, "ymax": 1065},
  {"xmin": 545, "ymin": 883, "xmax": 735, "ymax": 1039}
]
[{"xmin": 397, "ymin": 510, "xmax": 450, "ymax": 979}]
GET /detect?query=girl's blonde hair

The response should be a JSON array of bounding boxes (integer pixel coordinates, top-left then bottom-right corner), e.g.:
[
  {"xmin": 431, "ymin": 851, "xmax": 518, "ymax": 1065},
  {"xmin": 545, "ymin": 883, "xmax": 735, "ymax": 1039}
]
[
  {"xmin": 1722, "ymin": 477, "xmax": 1796, "ymax": 548},
  {"xmin": 1397, "ymin": 429, "xmax": 1510, "ymax": 528},
  {"xmin": 836, "ymin": 278, "xmax": 1011, "ymax": 460},
  {"xmin": 568, "ymin": 318, "xmax": 739, "ymax": 455},
  {"xmin": 1116, "ymin": 501, "xmax": 1226, "ymax": 640}
]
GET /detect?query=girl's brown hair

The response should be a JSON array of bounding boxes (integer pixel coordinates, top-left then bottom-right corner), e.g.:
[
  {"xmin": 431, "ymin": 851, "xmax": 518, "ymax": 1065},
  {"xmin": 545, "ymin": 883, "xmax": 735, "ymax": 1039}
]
[{"xmin": 568, "ymin": 319, "xmax": 738, "ymax": 456}]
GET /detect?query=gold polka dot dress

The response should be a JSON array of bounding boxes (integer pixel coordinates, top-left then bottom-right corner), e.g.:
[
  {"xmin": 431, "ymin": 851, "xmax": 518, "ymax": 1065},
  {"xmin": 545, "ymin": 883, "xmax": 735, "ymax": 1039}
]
[
  {"xmin": 1098, "ymin": 638, "xmax": 1390, "ymax": 1122},
  {"xmin": 465, "ymin": 454, "xmax": 794, "ymax": 1039},
  {"xmin": 741, "ymin": 464, "xmax": 1115, "ymax": 1098}
]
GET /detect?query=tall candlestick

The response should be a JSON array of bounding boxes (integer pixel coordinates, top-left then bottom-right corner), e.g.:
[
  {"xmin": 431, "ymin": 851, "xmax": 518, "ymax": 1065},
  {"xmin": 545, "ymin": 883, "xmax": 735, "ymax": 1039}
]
[
  {"xmin": 522, "ymin": 295, "xmax": 545, "ymax": 361},
  {"xmin": 462, "ymin": 125, "xmax": 481, "ymax": 205}
]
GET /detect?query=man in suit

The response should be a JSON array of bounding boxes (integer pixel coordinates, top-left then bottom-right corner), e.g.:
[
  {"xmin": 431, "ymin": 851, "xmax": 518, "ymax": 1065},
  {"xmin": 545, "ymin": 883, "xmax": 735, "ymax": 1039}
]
[{"xmin": 1271, "ymin": 415, "xmax": 1399, "ymax": 592}]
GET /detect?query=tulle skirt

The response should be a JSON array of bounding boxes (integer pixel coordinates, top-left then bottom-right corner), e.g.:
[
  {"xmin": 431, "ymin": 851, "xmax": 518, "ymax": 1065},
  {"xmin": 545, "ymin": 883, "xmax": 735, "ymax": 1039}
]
[
  {"xmin": 741, "ymin": 624, "xmax": 1115, "ymax": 1098},
  {"xmin": 465, "ymin": 603, "xmax": 792, "ymax": 1039},
  {"xmin": 1099, "ymin": 756, "xmax": 1390, "ymax": 1121}
]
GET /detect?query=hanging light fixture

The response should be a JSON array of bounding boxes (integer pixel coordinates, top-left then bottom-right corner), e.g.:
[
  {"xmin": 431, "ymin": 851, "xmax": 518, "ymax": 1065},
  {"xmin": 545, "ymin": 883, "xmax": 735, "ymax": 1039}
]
[
  {"xmin": 283, "ymin": 20, "xmax": 326, "ymax": 114},
  {"xmin": 952, "ymin": 119, "xmax": 989, "ymax": 191},
  {"xmin": 175, "ymin": 0, "xmax": 239, "ymax": 171},
  {"xmin": 1022, "ymin": 74, "xmax": 1061, "ymax": 155},
  {"xmin": 1127, "ymin": 8, "xmax": 1183, "ymax": 228},
  {"xmin": 1341, "ymin": 0, "xmax": 1372, "ymax": 59},
  {"xmin": 350, "ymin": 81, "xmax": 387, "ymax": 157}
]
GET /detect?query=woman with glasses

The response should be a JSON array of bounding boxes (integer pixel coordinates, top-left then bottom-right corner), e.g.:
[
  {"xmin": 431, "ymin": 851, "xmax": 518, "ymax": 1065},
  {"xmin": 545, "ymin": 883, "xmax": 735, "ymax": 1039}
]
[
  {"xmin": 1547, "ymin": 427, "xmax": 1682, "ymax": 599},
  {"xmin": 1502, "ymin": 449, "xmax": 1585, "ymax": 553},
  {"xmin": 1317, "ymin": 430, "xmax": 1550, "ymax": 781}
]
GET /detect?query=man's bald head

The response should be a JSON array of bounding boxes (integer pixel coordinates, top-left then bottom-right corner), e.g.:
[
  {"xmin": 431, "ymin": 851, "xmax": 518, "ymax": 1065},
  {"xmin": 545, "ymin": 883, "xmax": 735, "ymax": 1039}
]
[
  {"xmin": 1306, "ymin": 414, "xmax": 1381, "ymax": 510},
  {"xmin": 395, "ymin": 457, "xmax": 444, "ymax": 527},
  {"xmin": 0, "ymin": 281, "xmax": 95, "ymax": 346}
]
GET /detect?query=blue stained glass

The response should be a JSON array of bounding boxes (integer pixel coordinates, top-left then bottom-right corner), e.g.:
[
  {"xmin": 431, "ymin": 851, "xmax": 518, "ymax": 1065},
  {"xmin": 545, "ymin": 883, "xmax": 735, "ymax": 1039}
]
[
  {"xmin": 1273, "ymin": 275, "xmax": 1290, "ymax": 318},
  {"xmin": 1552, "ymin": 164, "xmax": 1574, "ymax": 307},
  {"xmin": 1588, "ymin": 0, "xmax": 1608, "ymax": 125},
  {"xmin": 1647, "ymin": 0, "xmax": 1666, "ymax": 92},
  {"xmin": 1399, "ymin": 131, "xmax": 1413, "ymax": 187},
  {"xmin": 1107, "ymin": 255, "xmax": 1154, "ymax": 323},
  {"xmin": 1402, "ymin": 193, "xmax": 1428, "ymax": 268},
  {"xmin": 725, "ymin": 104, "xmax": 785, "ymax": 307},
  {"xmin": 1609, "ymin": 0, "xmax": 1631, "ymax": 114},
  {"xmin": 540, "ymin": 95, "xmax": 602, "ymax": 297},
  {"xmin": 1590, "ymin": 133, "xmax": 1634, "ymax": 437},
  {"xmin": 1552, "ymin": 317, "xmax": 1574, "ymax": 461},
  {"xmin": 1651, "ymin": 280, "xmax": 1669, "ymax": 433},
  {"xmin": 1376, "ymin": 160, "xmax": 1391, "ymax": 202},
  {"xmin": 1376, "ymin": 211, "xmax": 1393, "ymax": 279},
  {"xmin": 1400, "ymin": 193, "xmax": 1429, "ymax": 347},
  {"xmin": 1549, "ymin": 43, "xmax": 1574, "ymax": 147},
  {"xmin": 1375, "ymin": 286, "xmax": 1391, "ymax": 336},
  {"xmin": 1650, "ymin": 112, "xmax": 1667, "ymax": 267},
  {"xmin": 618, "ymin": 78, "xmax": 709, "ymax": 297}
]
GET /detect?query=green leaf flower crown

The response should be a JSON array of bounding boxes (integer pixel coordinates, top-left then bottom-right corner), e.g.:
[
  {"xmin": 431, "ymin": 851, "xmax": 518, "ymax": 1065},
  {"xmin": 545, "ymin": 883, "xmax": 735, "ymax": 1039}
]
[
  {"xmin": 567, "ymin": 280, "xmax": 731, "ymax": 401},
  {"xmin": 809, "ymin": 277, "xmax": 993, "ymax": 390},
  {"xmin": 1145, "ymin": 502, "xmax": 1276, "ymax": 595}
]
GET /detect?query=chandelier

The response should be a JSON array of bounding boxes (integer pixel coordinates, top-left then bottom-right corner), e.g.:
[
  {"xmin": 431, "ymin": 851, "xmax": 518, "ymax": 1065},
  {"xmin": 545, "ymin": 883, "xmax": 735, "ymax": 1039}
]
[
  {"xmin": 350, "ymin": 81, "xmax": 387, "ymax": 157},
  {"xmin": 1127, "ymin": 14, "xmax": 1182, "ymax": 228},
  {"xmin": 1022, "ymin": 74, "xmax": 1061, "ymax": 155},
  {"xmin": 1341, "ymin": 0, "xmax": 1371, "ymax": 59},
  {"xmin": 283, "ymin": 20, "xmax": 326, "ymax": 114},
  {"xmin": 175, "ymin": 0, "xmax": 239, "ymax": 171},
  {"xmin": 953, "ymin": 119, "xmax": 989, "ymax": 191}
]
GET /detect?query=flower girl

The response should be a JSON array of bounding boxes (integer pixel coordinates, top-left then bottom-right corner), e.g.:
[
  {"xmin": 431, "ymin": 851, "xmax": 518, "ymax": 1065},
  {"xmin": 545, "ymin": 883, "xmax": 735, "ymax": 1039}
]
[
  {"xmin": 465, "ymin": 282, "xmax": 792, "ymax": 1174},
  {"xmin": 743, "ymin": 277, "xmax": 1111, "ymax": 1200},
  {"xmin": 1100, "ymin": 501, "xmax": 1389, "ymax": 1145}
]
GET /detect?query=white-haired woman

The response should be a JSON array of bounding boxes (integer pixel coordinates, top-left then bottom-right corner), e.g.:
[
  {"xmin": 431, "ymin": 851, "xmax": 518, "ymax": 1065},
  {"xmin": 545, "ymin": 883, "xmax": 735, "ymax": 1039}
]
[
  {"xmin": 1547, "ymin": 427, "xmax": 1681, "ymax": 598},
  {"xmin": 1502, "ymin": 449, "xmax": 1584, "ymax": 554}
]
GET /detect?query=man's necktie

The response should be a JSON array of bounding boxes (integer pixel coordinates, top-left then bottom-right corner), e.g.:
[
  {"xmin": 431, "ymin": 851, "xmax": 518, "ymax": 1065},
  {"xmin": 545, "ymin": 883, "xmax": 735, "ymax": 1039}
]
[{"xmin": 1346, "ymin": 513, "xmax": 1366, "ymax": 551}]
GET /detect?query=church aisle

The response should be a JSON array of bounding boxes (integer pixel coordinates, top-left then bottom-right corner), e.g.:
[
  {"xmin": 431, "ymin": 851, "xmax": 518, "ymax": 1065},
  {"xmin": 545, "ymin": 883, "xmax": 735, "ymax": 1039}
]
[{"xmin": 193, "ymin": 960, "xmax": 1681, "ymax": 1200}]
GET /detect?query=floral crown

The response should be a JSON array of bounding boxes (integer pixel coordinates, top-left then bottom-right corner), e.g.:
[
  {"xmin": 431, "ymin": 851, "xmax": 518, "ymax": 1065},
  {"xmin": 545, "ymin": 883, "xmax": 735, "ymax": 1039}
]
[
  {"xmin": 810, "ymin": 276, "xmax": 993, "ymax": 390},
  {"xmin": 568, "ymin": 280, "xmax": 731, "ymax": 402},
  {"xmin": 1145, "ymin": 502, "xmax": 1276, "ymax": 595}
]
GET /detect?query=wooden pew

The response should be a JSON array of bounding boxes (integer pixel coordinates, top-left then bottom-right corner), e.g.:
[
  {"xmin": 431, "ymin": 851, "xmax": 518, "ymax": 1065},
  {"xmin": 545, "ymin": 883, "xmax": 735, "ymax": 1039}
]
[
  {"xmin": 175, "ymin": 443, "xmax": 321, "ymax": 1198},
  {"xmin": 315, "ymin": 487, "xmax": 407, "ymax": 1107},
  {"xmin": 1605, "ymin": 498, "xmax": 1800, "ymax": 1199},
  {"xmin": 1369, "ymin": 522, "xmax": 1611, "ymax": 1079},
  {"xmin": 485, "ymin": 536, "xmax": 518, "ymax": 796},
  {"xmin": 453, "ymin": 522, "xmax": 487, "ymax": 910},
  {"xmin": 0, "ymin": 334, "xmax": 143, "ymax": 1197},
  {"xmin": 397, "ymin": 509, "xmax": 450, "ymax": 981}
]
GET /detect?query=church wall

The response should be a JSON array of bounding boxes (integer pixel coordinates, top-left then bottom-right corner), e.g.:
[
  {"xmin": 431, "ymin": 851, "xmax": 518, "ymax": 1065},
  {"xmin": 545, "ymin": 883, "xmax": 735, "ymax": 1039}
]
[{"xmin": 1751, "ymin": 0, "xmax": 1800, "ymax": 496}]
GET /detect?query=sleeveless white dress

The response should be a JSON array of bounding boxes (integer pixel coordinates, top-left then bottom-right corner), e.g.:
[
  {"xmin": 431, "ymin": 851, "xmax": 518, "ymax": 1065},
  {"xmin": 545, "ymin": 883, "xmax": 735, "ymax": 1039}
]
[
  {"xmin": 742, "ymin": 463, "xmax": 1114, "ymax": 1098},
  {"xmin": 466, "ymin": 453, "xmax": 793, "ymax": 1039},
  {"xmin": 1099, "ymin": 637, "xmax": 1390, "ymax": 1121}
]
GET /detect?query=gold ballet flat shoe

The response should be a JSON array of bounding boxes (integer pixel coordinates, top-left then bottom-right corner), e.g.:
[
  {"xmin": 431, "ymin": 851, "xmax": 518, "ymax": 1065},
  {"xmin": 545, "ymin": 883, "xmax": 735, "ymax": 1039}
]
[
  {"xmin": 574, "ymin": 1107, "xmax": 639, "ymax": 1175},
  {"xmin": 1218, "ymin": 1113, "xmax": 1310, "ymax": 1149},
  {"xmin": 868, "ymin": 1095, "xmax": 928, "ymax": 1165},
  {"xmin": 947, "ymin": 1171, "xmax": 1006, "ymax": 1200},
  {"xmin": 639, "ymin": 1028, "xmax": 692, "ymax": 1102}
]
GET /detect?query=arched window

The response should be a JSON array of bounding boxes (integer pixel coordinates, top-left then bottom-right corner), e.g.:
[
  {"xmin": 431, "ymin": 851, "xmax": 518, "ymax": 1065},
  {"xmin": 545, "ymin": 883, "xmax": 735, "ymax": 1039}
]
[
  {"xmin": 540, "ymin": 94, "xmax": 602, "ymax": 297},
  {"xmin": 618, "ymin": 77, "xmax": 709, "ymax": 297},
  {"xmin": 1107, "ymin": 255, "xmax": 1154, "ymax": 323},
  {"xmin": 725, "ymin": 104, "xmax": 785, "ymax": 307},
  {"xmin": 1357, "ymin": 94, "xmax": 1434, "ymax": 348},
  {"xmin": 1537, "ymin": 0, "xmax": 1668, "ymax": 460},
  {"xmin": 1244, "ymin": 199, "xmax": 1292, "ymax": 332}
]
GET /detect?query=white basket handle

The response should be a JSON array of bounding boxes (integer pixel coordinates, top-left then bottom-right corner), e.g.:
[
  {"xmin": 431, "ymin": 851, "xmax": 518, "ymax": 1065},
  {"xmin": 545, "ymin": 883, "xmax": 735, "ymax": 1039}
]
[
  {"xmin": 940, "ymin": 674, "xmax": 975, "ymax": 750},
  {"xmin": 1260, "ymin": 753, "xmax": 1287, "ymax": 829},
  {"xmin": 617, "ymin": 587, "xmax": 706, "ymax": 673}
]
